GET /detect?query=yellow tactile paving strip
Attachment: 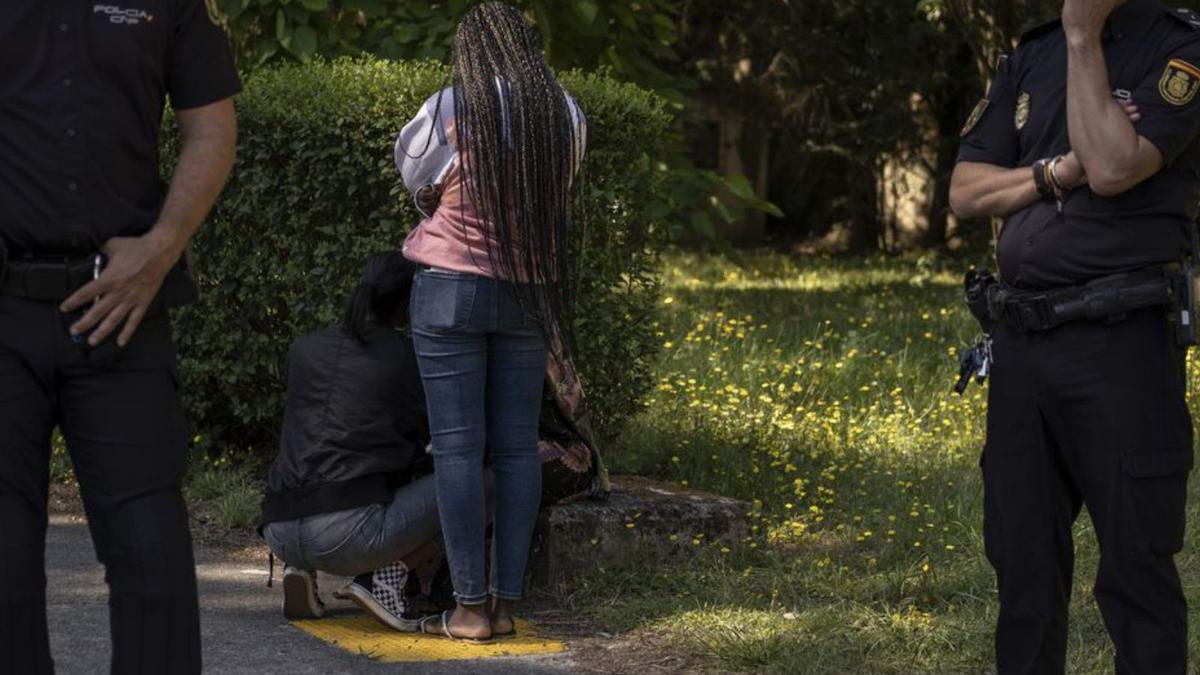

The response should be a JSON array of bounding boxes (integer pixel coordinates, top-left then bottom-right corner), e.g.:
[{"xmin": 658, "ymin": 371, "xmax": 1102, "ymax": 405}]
[{"xmin": 291, "ymin": 616, "xmax": 565, "ymax": 662}]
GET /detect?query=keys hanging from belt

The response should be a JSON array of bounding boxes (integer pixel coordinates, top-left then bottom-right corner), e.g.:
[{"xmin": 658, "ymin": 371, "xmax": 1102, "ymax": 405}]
[{"xmin": 954, "ymin": 335, "xmax": 993, "ymax": 395}]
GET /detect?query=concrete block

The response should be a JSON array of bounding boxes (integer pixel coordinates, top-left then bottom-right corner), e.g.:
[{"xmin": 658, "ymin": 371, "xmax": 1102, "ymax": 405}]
[{"xmin": 529, "ymin": 476, "xmax": 751, "ymax": 589}]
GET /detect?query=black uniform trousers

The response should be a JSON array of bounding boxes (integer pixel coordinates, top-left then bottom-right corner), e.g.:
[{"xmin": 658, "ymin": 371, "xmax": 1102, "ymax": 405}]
[
  {"xmin": 0, "ymin": 295, "xmax": 201, "ymax": 674},
  {"xmin": 984, "ymin": 307, "xmax": 1193, "ymax": 675}
]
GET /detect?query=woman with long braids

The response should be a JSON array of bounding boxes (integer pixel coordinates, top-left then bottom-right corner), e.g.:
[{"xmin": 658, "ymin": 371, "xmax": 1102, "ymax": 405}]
[{"xmin": 395, "ymin": 2, "xmax": 587, "ymax": 642}]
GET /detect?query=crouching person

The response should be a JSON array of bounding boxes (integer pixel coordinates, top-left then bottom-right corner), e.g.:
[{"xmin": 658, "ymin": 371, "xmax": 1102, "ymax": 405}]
[{"xmin": 259, "ymin": 253, "xmax": 449, "ymax": 631}]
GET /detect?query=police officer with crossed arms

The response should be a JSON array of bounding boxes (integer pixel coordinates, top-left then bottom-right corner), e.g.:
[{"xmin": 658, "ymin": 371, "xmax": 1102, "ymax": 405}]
[
  {"xmin": 952, "ymin": 0, "xmax": 1200, "ymax": 672},
  {"xmin": 0, "ymin": 1, "xmax": 239, "ymax": 672}
]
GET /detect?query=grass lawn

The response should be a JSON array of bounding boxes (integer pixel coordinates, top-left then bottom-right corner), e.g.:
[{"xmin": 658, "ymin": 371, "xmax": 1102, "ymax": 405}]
[{"xmin": 571, "ymin": 250, "xmax": 1200, "ymax": 674}]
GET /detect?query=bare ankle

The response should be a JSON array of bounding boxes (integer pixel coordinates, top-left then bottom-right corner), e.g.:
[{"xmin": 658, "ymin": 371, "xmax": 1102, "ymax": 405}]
[
  {"xmin": 490, "ymin": 597, "xmax": 515, "ymax": 633},
  {"xmin": 449, "ymin": 603, "xmax": 492, "ymax": 637},
  {"xmin": 456, "ymin": 602, "xmax": 489, "ymax": 620}
]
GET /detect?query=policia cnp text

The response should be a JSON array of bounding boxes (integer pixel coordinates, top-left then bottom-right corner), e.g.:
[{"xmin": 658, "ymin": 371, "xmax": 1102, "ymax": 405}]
[
  {"xmin": 0, "ymin": 2, "xmax": 240, "ymax": 673},
  {"xmin": 951, "ymin": 1, "xmax": 1200, "ymax": 673}
]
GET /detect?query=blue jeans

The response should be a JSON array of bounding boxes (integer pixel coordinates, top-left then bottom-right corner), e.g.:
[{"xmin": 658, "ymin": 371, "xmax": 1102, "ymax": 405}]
[
  {"xmin": 411, "ymin": 269, "xmax": 547, "ymax": 604},
  {"xmin": 263, "ymin": 474, "xmax": 441, "ymax": 577}
]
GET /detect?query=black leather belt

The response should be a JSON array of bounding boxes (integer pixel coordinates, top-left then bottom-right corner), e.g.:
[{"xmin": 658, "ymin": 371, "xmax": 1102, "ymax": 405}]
[
  {"xmin": 0, "ymin": 242, "xmax": 199, "ymax": 311},
  {"xmin": 0, "ymin": 247, "xmax": 101, "ymax": 302}
]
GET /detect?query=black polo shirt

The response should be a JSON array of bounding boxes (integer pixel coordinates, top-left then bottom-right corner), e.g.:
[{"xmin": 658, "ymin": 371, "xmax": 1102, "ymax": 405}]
[
  {"xmin": 0, "ymin": 0, "xmax": 241, "ymax": 253},
  {"xmin": 958, "ymin": 0, "xmax": 1200, "ymax": 290}
]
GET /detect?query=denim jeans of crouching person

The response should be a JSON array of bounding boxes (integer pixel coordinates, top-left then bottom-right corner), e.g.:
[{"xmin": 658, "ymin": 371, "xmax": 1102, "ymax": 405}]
[
  {"xmin": 263, "ymin": 474, "xmax": 440, "ymax": 577},
  {"xmin": 410, "ymin": 268, "xmax": 546, "ymax": 605}
]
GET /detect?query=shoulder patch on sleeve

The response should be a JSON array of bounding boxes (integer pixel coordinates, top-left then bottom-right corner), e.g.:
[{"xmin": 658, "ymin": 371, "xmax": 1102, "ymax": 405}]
[
  {"xmin": 1160, "ymin": 59, "xmax": 1200, "ymax": 105},
  {"xmin": 1173, "ymin": 8, "xmax": 1200, "ymax": 31},
  {"xmin": 960, "ymin": 54, "xmax": 1012, "ymax": 138},
  {"xmin": 1018, "ymin": 17, "xmax": 1061, "ymax": 46},
  {"xmin": 961, "ymin": 98, "xmax": 990, "ymax": 138}
]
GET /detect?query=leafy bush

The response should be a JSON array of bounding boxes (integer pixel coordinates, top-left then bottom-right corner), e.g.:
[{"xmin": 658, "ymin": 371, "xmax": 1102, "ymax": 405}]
[
  {"xmin": 164, "ymin": 57, "xmax": 671, "ymax": 455},
  {"xmin": 185, "ymin": 463, "xmax": 263, "ymax": 530}
]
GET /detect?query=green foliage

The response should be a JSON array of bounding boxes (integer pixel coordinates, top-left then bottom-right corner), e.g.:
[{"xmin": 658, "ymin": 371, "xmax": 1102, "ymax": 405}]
[
  {"xmin": 164, "ymin": 57, "xmax": 672, "ymax": 454},
  {"xmin": 213, "ymin": 0, "xmax": 679, "ymax": 92},
  {"xmin": 210, "ymin": 0, "xmax": 779, "ymax": 245},
  {"xmin": 49, "ymin": 432, "xmax": 74, "ymax": 486},
  {"xmin": 212, "ymin": 0, "xmax": 1200, "ymax": 250},
  {"xmin": 186, "ymin": 463, "xmax": 263, "ymax": 530}
]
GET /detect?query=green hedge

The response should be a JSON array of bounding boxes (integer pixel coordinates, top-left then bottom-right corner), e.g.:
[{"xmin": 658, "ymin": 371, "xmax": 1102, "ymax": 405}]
[{"xmin": 164, "ymin": 57, "xmax": 671, "ymax": 454}]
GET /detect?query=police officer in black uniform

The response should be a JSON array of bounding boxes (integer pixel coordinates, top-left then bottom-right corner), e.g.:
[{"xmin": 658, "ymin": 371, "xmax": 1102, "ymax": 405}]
[
  {"xmin": 951, "ymin": 0, "xmax": 1200, "ymax": 672},
  {"xmin": 0, "ymin": 2, "xmax": 239, "ymax": 673}
]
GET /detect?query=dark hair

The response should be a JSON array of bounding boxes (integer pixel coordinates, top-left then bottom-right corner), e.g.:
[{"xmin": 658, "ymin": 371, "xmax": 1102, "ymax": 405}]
[
  {"xmin": 446, "ymin": 2, "xmax": 582, "ymax": 356},
  {"xmin": 341, "ymin": 252, "xmax": 417, "ymax": 342}
]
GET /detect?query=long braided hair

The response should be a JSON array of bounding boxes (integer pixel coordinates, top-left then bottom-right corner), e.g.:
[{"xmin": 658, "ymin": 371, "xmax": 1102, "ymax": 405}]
[{"xmin": 447, "ymin": 2, "xmax": 582, "ymax": 354}]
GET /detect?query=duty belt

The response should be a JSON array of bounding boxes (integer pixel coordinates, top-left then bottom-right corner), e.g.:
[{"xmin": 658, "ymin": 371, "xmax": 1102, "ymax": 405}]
[{"xmin": 988, "ymin": 268, "xmax": 1177, "ymax": 332}]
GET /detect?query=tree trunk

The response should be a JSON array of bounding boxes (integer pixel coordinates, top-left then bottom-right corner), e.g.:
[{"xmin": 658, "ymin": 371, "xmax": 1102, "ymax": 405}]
[
  {"xmin": 714, "ymin": 110, "xmax": 769, "ymax": 244},
  {"xmin": 715, "ymin": 111, "xmax": 747, "ymax": 241},
  {"xmin": 744, "ymin": 122, "xmax": 771, "ymax": 242},
  {"xmin": 845, "ymin": 161, "xmax": 882, "ymax": 253},
  {"xmin": 925, "ymin": 38, "xmax": 977, "ymax": 249},
  {"xmin": 924, "ymin": 141, "xmax": 955, "ymax": 249}
]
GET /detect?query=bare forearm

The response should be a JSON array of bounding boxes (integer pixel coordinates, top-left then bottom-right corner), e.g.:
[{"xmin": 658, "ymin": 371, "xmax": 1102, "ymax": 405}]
[
  {"xmin": 61, "ymin": 98, "xmax": 236, "ymax": 347},
  {"xmin": 148, "ymin": 99, "xmax": 237, "ymax": 261},
  {"xmin": 1066, "ymin": 38, "xmax": 1142, "ymax": 186},
  {"xmin": 950, "ymin": 163, "xmax": 1039, "ymax": 219},
  {"xmin": 1060, "ymin": 0, "xmax": 1166, "ymax": 197}
]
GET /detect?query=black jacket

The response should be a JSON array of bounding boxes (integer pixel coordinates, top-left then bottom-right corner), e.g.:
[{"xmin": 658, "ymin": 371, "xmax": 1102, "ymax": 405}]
[{"xmin": 259, "ymin": 326, "xmax": 430, "ymax": 526}]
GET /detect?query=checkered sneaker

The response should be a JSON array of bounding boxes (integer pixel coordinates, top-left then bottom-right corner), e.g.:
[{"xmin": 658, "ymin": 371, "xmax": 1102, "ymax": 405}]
[
  {"xmin": 370, "ymin": 562, "xmax": 410, "ymax": 617},
  {"xmin": 340, "ymin": 561, "xmax": 422, "ymax": 632}
]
